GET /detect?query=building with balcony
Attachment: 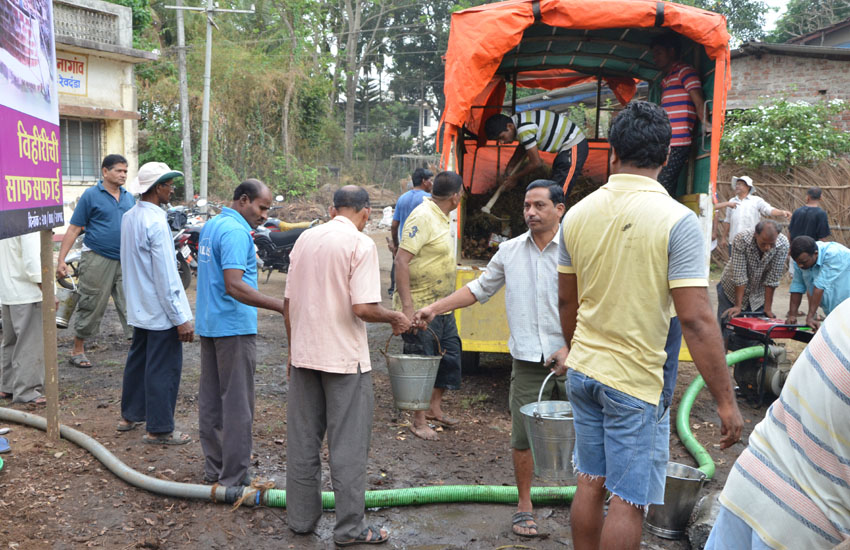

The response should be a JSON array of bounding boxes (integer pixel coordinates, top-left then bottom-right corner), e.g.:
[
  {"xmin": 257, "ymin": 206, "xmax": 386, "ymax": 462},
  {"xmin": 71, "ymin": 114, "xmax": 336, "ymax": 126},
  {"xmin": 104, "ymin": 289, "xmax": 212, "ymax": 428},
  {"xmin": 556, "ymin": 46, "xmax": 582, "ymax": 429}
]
[{"xmin": 53, "ymin": 0, "xmax": 156, "ymax": 222}]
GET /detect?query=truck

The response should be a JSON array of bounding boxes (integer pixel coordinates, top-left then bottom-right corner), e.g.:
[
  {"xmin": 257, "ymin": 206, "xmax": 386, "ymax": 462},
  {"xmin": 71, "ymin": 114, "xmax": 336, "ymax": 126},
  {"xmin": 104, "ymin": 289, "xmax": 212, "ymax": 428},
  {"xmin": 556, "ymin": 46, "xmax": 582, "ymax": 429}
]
[{"xmin": 438, "ymin": 0, "xmax": 731, "ymax": 369}]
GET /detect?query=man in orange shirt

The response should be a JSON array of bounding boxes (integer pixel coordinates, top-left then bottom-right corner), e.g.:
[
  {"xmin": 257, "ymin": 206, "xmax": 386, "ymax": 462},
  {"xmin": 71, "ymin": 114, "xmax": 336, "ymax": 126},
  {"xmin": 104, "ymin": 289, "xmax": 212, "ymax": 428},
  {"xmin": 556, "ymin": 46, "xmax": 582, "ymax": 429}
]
[{"xmin": 284, "ymin": 186, "xmax": 410, "ymax": 547}]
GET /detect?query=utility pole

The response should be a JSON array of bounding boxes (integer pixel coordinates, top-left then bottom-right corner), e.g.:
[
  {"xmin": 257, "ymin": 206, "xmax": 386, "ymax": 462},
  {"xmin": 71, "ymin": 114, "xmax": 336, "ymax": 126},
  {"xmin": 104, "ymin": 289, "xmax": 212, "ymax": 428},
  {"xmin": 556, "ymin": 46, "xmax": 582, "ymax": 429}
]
[
  {"xmin": 165, "ymin": 1, "xmax": 254, "ymax": 205},
  {"xmin": 174, "ymin": 0, "xmax": 193, "ymax": 201}
]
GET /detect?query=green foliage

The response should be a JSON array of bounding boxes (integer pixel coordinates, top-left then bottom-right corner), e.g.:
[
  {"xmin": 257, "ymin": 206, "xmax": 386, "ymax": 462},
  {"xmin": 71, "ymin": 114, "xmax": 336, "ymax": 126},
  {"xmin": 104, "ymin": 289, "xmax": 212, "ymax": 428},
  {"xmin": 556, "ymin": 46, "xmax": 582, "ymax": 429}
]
[
  {"xmin": 105, "ymin": 0, "xmax": 153, "ymax": 40},
  {"xmin": 720, "ymin": 99, "xmax": 850, "ymax": 169},
  {"xmin": 272, "ymin": 155, "xmax": 320, "ymax": 199},
  {"xmin": 766, "ymin": 0, "xmax": 850, "ymax": 43},
  {"xmin": 675, "ymin": 0, "xmax": 768, "ymax": 42}
]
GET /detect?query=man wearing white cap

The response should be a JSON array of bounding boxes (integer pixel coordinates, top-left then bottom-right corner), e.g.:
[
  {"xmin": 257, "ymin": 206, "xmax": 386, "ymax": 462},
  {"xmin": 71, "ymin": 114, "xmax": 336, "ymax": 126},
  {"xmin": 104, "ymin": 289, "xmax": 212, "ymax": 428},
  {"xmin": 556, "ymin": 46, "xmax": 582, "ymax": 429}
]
[
  {"xmin": 720, "ymin": 175, "xmax": 790, "ymax": 255},
  {"xmin": 117, "ymin": 162, "xmax": 195, "ymax": 444}
]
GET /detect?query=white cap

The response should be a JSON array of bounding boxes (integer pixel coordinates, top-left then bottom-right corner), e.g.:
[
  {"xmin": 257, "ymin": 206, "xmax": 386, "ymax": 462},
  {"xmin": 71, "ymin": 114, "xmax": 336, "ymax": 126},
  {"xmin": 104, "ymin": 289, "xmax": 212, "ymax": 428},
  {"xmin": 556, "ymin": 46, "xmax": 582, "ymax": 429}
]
[
  {"xmin": 130, "ymin": 162, "xmax": 183, "ymax": 195},
  {"xmin": 731, "ymin": 175, "xmax": 753, "ymax": 192}
]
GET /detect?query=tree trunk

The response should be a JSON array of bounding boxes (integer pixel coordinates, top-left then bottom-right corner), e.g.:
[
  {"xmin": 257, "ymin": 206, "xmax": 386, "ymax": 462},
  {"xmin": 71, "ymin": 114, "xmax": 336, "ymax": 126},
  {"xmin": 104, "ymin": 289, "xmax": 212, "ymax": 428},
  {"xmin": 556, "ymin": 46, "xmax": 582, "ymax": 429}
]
[{"xmin": 343, "ymin": 0, "xmax": 360, "ymax": 166}]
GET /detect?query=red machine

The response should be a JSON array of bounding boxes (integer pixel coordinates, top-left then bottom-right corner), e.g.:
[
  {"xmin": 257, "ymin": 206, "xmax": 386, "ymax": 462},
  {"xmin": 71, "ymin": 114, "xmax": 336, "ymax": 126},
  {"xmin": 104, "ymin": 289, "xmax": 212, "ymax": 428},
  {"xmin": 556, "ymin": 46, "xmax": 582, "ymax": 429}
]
[{"xmin": 726, "ymin": 315, "xmax": 813, "ymax": 405}]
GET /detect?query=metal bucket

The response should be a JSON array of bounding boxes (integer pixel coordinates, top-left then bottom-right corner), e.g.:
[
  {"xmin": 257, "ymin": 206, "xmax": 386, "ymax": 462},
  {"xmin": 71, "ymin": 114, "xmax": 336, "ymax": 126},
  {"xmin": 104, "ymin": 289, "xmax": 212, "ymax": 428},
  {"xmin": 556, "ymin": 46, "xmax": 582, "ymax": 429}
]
[
  {"xmin": 383, "ymin": 328, "xmax": 443, "ymax": 411},
  {"xmin": 645, "ymin": 462, "xmax": 707, "ymax": 539},
  {"xmin": 55, "ymin": 278, "xmax": 79, "ymax": 329},
  {"xmin": 519, "ymin": 371, "xmax": 575, "ymax": 483}
]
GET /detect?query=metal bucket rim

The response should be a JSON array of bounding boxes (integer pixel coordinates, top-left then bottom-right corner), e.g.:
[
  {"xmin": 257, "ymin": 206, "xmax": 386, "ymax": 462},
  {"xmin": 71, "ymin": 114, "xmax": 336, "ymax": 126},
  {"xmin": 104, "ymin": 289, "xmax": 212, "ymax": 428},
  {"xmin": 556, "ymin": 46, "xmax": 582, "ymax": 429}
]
[
  {"xmin": 519, "ymin": 400, "xmax": 573, "ymax": 420},
  {"xmin": 665, "ymin": 462, "xmax": 707, "ymax": 482},
  {"xmin": 385, "ymin": 353, "xmax": 442, "ymax": 361}
]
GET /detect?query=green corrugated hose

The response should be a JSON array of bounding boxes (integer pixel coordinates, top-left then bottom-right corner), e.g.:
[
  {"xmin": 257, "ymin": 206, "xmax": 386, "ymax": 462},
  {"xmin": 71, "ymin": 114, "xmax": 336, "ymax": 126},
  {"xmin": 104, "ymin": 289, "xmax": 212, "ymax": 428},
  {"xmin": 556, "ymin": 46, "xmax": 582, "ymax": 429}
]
[
  {"xmin": 262, "ymin": 484, "xmax": 576, "ymax": 509},
  {"xmin": 0, "ymin": 346, "xmax": 764, "ymax": 509},
  {"xmin": 675, "ymin": 346, "xmax": 768, "ymax": 480}
]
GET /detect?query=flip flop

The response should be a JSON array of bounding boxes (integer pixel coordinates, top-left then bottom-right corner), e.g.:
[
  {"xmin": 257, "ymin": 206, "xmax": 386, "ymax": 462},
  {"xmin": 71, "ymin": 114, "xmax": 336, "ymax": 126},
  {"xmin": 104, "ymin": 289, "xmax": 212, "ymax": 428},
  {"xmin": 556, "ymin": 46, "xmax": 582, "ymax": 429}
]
[
  {"xmin": 117, "ymin": 420, "xmax": 144, "ymax": 432},
  {"xmin": 143, "ymin": 431, "xmax": 192, "ymax": 445},
  {"xmin": 511, "ymin": 511, "xmax": 539, "ymax": 537},
  {"xmin": 334, "ymin": 525, "xmax": 389, "ymax": 547},
  {"xmin": 68, "ymin": 354, "xmax": 92, "ymax": 368},
  {"xmin": 0, "ymin": 437, "xmax": 10, "ymax": 454},
  {"xmin": 425, "ymin": 414, "xmax": 460, "ymax": 427}
]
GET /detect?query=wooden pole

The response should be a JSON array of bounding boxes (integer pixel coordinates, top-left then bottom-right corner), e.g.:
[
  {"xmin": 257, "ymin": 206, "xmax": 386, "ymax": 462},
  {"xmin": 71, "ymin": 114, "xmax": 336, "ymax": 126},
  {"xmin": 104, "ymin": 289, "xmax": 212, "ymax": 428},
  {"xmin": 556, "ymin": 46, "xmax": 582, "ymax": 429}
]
[{"xmin": 40, "ymin": 230, "xmax": 59, "ymax": 441}]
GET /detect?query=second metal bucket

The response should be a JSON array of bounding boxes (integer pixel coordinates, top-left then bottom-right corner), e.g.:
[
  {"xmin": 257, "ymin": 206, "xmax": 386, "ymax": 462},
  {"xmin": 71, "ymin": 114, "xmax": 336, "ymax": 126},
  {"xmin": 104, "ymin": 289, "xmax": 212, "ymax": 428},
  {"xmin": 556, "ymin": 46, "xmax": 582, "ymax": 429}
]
[
  {"xmin": 519, "ymin": 371, "xmax": 575, "ymax": 483},
  {"xmin": 645, "ymin": 462, "xmax": 707, "ymax": 539},
  {"xmin": 55, "ymin": 277, "xmax": 80, "ymax": 329},
  {"xmin": 383, "ymin": 329, "xmax": 443, "ymax": 411}
]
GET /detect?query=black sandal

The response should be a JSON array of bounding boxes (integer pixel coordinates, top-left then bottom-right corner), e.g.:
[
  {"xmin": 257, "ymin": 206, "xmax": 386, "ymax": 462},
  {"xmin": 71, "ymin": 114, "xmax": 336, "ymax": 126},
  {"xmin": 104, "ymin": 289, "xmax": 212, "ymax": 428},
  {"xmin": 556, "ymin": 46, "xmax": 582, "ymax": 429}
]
[{"xmin": 512, "ymin": 511, "xmax": 539, "ymax": 537}]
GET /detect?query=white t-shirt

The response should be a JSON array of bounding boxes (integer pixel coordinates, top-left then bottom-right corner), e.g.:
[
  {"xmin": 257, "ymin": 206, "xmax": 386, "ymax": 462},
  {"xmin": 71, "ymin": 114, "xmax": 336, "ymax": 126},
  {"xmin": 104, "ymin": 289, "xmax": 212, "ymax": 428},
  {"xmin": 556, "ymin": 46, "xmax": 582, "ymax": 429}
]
[{"xmin": 725, "ymin": 194, "xmax": 774, "ymax": 242}]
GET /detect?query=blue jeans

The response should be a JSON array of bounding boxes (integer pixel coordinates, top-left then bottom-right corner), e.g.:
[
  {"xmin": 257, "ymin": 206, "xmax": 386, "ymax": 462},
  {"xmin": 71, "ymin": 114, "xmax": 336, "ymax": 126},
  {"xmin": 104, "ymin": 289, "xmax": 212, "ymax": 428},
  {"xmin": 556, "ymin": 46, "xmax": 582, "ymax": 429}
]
[
  {"xmin": 567, "ymin": 369, "xmax": 669, "ymax": 506},
  {"xmin": 704, "ymin": 504, "xmax": 773, "ymax": 550},
  {"xmin": 662, "ymin": 317, "xmax": 682, "ymax": 410}
]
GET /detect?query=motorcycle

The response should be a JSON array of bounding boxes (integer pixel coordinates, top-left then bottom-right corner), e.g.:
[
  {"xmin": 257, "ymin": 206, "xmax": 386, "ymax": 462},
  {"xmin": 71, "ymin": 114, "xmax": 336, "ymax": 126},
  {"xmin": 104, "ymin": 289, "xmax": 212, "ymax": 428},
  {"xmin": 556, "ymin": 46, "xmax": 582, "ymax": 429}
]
[
  {"xmin": 168, "ymin": 198, "xmax": 208, "ymax": 290},
  {"xmin": 253, "ymin": 219, "xmax": 319, "ymax": 282}
]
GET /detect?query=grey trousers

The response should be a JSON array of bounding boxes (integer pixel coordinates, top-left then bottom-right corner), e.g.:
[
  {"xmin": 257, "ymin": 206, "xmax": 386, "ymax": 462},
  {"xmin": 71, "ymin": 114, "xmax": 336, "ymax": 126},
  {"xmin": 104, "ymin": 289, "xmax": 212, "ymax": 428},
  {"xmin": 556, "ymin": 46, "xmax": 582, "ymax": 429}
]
[
  {"xmin": 199, "ymin": 335, "xmax": 256, "ymax": 487},
  {"xmin": 286, "ymin": 365, "xmax": 373, "ymax": 540},
  {"xmin": 75, "ymin": 250, "xmax": 132, "ymax": 341},
  {"xmin": 1, "ymin": 303, "xmax": 44, "ymax": 403}
]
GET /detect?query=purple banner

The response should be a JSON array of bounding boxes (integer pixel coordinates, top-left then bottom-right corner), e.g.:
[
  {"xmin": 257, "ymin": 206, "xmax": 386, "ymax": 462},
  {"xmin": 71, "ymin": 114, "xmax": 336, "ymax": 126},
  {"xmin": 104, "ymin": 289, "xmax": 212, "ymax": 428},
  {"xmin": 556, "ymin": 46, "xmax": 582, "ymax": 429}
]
[{"xmin": 0, "ymin": 105, "xmax": 63, "ymax": 238}]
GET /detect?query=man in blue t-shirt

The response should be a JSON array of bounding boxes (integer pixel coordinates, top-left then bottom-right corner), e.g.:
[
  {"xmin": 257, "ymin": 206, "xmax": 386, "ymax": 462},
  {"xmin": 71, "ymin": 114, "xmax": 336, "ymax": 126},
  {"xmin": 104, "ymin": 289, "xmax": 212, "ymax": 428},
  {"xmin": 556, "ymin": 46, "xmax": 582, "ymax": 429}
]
[
  {"xmin": 56, "ymin": 154, "xmax": 135, "ymax": 368},
  {"xmin": 195, "ymin": 178, "xmax": 285, "ymax": 487},
  {"xmin": 387, "ymin": 167, "xmax": 433, "ymax": 296}
]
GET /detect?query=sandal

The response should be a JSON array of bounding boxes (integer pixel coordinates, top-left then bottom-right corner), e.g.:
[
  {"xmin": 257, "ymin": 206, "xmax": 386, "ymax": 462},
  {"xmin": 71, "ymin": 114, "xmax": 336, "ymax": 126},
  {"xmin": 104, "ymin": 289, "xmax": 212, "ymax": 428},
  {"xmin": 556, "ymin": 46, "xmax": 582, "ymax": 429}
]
[
  {"xmin": 117, "ymin": 420, "xmax": 144, "ymax": 432},
  {"xmin": 334, "ymin": 525, "xmax": 389, "ymax": 547},
  {"xmin": 68, "ymin": 354, "xmax": 92, "ymax": 368},
  {"xmin": 512, "ymin": 511, "xmax": 539, "ymax": 537},
  {"xmin": 425, "ymin": 414, "xmax": 460, "ymax": 427},
  {"xmin": 142, "ymin": 431, "xmax": 192, "ymax": 445}
]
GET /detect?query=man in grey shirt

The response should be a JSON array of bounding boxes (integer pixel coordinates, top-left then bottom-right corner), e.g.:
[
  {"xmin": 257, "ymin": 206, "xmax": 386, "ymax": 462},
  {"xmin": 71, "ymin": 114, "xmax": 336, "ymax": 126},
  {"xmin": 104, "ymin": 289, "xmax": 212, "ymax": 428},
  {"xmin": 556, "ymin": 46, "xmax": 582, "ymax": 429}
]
[{"xmin": 414, "ymin": 179, "xmax": 567, "ymax": 538}]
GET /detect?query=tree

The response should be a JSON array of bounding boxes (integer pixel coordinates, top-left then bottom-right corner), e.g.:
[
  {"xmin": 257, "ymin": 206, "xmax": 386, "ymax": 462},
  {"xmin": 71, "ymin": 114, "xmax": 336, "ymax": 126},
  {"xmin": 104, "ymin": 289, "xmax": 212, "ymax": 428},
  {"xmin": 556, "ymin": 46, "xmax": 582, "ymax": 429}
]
[
  {"xmin": 676, "ymin": 0, "xmax": 769, "ymax": 42},
  {"xmin": 767, "ymin": 0, "xmax": 850, "ymax": 43}
]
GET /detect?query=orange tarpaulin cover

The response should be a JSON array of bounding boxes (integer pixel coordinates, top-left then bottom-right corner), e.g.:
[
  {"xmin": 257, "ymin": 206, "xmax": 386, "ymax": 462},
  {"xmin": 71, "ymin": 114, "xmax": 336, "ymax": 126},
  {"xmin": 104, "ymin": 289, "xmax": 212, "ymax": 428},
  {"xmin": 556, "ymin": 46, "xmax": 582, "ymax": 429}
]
[{"xmin": 440, "ymin": 0, "xmax": 731, "ymax": 199}]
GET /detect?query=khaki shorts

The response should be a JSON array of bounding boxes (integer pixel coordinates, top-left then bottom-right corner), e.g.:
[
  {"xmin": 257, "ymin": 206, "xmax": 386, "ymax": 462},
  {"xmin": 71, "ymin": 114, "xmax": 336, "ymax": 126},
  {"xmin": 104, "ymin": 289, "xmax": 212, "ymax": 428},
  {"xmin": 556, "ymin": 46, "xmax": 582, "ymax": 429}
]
[{"xmin": 509, "ymin": 358, "xmax": 567, "ymax": 450}]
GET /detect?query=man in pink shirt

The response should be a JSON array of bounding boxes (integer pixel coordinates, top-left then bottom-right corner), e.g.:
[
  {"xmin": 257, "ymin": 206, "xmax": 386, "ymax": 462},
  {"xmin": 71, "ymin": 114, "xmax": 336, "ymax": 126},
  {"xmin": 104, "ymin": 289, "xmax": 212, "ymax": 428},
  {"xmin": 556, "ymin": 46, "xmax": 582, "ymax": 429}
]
[{"xmin": 284, "ymin": 185, "xmax": 410, "ymax": 547}]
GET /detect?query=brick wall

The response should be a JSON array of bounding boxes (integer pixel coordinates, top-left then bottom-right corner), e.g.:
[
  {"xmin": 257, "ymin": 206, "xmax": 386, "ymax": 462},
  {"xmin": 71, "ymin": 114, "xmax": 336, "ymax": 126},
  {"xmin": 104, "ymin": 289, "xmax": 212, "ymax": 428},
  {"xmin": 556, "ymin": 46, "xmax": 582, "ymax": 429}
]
[{"xmin": 728, "ymin": 53, "xmax": 850, "ymax": 130}]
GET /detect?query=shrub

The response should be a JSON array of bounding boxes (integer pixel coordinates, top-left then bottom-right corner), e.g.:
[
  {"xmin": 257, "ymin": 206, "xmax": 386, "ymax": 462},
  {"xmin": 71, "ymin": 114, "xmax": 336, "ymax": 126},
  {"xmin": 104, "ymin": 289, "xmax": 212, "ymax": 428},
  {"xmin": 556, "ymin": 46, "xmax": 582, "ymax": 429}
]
[{"xmin": 720, "ymin": 98, "xmax": 850, "ymax": 170}]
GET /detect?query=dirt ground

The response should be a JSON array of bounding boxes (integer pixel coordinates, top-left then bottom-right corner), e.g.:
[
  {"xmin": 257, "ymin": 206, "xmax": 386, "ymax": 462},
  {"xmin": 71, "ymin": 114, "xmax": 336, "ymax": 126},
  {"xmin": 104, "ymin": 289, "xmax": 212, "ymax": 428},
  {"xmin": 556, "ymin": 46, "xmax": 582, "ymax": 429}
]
[{"xmin": 0, "ymin": 218, "xmax": 805, "ymax": 549}]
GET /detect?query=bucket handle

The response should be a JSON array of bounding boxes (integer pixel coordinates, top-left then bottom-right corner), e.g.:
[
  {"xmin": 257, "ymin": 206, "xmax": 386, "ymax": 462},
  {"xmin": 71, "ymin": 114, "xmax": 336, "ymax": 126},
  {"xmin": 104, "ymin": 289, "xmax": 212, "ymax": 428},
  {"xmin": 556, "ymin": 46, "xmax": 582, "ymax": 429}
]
[
  {"xmin": 57, "ymin": 275, "xmax": 77, "ymax": 292},
  {"xmin": 383, "ymin": 326, "xmax": 444, "ymax": 357},
  {"xmin": 532, "ymin": 371, "xmax": 559, "ymax": 420}
]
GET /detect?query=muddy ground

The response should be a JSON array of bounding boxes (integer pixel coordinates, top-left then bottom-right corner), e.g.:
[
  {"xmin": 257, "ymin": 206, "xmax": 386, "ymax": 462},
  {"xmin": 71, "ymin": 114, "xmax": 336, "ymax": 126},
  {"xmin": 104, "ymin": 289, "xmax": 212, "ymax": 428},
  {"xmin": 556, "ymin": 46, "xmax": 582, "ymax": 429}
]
[{"xmin": 0, "ymin": 220, "xmax": 805, "ymax": 549}]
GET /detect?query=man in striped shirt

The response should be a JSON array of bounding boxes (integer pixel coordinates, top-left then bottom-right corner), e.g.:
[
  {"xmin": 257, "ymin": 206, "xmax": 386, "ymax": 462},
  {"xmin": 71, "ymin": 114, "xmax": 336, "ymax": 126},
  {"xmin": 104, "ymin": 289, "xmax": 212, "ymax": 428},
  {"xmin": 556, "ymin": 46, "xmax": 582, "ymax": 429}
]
[
  {"xmin": 650, "ymin": 33, "xmax": 707, "ymax": 197},
  {"xmin": 485, "ymin": 110, "xmax": 588, "ymax": 198},
  {"xmin": 705, "ymin": 296, "xmax": 850, "ymax": 550}
]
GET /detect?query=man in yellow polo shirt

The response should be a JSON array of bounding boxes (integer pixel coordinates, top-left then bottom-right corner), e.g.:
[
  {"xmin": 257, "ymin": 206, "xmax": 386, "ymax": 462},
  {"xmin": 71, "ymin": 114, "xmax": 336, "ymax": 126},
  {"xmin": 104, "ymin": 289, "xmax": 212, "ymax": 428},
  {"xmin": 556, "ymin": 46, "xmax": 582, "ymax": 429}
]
[
  {"xmin": 394, "ymin": 171, "xmax": 463, "ymax": 441},
  {"xmin": 556, "ymin": 101, "xmax": 742, "ymax": 550}
]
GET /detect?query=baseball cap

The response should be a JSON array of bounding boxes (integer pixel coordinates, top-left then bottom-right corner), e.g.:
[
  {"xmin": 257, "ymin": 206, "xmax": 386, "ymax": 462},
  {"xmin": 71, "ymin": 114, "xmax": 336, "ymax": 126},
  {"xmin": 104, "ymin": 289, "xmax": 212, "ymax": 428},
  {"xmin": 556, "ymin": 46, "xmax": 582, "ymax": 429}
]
[{"xmin": 130, "ymin": 162, "xmax": 183, "ymax": 195}]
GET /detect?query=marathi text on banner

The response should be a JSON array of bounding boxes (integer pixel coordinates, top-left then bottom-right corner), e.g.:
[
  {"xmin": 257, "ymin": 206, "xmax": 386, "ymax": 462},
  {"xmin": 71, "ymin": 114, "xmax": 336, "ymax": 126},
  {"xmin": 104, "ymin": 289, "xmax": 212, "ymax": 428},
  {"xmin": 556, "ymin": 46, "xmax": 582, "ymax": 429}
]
[
  {"xmin": 17, "ymin": 121, "xmax": 60, "ymax": 166},
  {"xmin": 5, "ymin": 169, "xmax": 63, "ymax": 205}
]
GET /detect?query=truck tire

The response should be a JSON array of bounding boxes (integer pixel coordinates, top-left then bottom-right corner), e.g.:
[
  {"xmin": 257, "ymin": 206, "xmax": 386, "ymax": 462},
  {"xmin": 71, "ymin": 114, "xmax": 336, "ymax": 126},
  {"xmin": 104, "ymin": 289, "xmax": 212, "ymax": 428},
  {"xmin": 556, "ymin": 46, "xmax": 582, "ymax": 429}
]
[
  {"xmin": 461, "ymin": 351, "xmax": 481, "ymax": 375},
  {"xmin": 177, "ymin": 254, "xmax": 192, "ymax": 290}
]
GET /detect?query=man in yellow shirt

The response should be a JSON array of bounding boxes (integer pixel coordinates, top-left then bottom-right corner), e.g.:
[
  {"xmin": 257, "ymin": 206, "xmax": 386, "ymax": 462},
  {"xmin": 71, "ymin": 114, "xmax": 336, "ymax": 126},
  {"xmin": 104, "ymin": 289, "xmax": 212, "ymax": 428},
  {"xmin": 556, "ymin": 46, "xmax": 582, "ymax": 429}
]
[
  {"xmin": 394, "ymin": 171, "xmax": 463, "ymax": 441},
  {"xmin": 557, "ymin": 101, "xmax": 742, "ymax": 550}
]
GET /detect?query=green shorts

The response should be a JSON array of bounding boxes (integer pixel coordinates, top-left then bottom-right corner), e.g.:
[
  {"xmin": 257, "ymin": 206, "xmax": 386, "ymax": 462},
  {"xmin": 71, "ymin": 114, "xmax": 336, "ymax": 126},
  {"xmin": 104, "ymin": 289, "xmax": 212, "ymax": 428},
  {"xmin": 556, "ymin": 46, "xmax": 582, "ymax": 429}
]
[{"xmin": 509, "ymin": 358, "xmax": 567, "ymax": 450}]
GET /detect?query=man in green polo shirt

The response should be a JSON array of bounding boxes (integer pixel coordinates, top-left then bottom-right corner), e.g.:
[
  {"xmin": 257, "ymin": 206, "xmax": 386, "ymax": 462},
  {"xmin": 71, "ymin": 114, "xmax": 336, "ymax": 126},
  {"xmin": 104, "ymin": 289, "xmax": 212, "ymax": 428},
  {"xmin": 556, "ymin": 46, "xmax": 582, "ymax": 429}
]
[
  {"xmin": 57, "ymin": 154, "xmax": 135, "ymax": 368},
  {"xmin": 557, "ymin": 101, "xmax": 742, "ymax": 550}
]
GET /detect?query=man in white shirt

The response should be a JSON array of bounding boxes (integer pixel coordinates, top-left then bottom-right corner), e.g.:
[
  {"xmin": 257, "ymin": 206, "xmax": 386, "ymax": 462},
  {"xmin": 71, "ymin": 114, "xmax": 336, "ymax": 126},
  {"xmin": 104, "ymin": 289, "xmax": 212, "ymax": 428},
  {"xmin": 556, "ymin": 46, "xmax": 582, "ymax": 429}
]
[
  {"xmin": 414, "ymin": 180, "xmax": 567, "ymax": 538},
  {"xmin": 720, "ymin": 175, "xmax": 790, "ymax": 254},
  {"xmin": 118, "ymin": 162, "xmax": 194, "ymax": 444},
  {"xmin": 0, "ymin": 232, "xmax": 45, "ymax": 404}
]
